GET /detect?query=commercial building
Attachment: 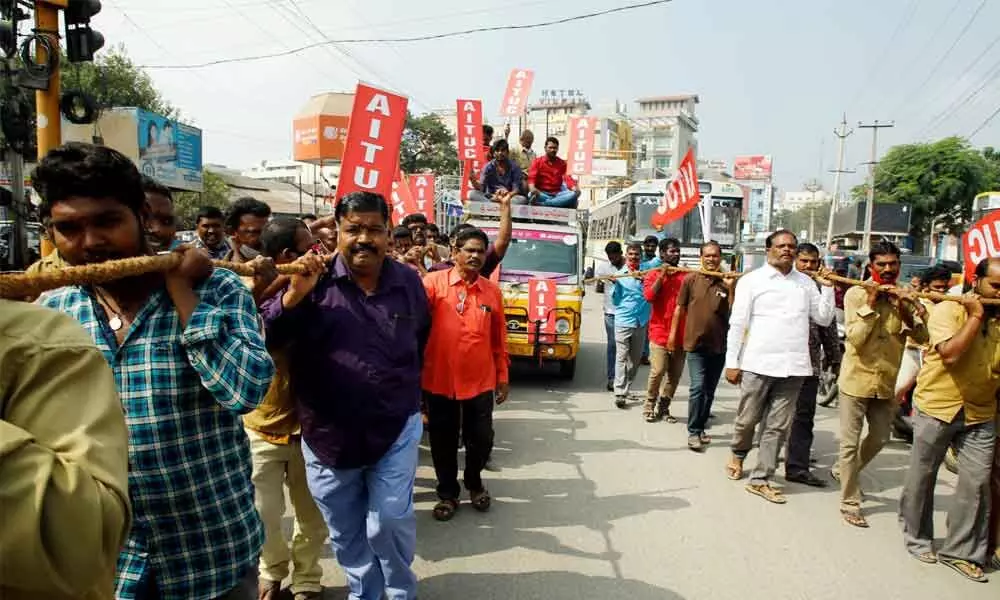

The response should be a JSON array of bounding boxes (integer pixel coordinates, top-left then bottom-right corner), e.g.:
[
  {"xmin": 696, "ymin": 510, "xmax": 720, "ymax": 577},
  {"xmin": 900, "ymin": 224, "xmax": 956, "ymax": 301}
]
[
  {"xmin": 781, "ymin": 189, "xmax": 829, "ymax": 212},
  {"xmin": 242, "ymin": 159, "xmax": 339, "ymax": 190},
  {"xmin": 732, "ymin": 155, "xmax": 775, "ymax": 240},
  {"xmin": 632, "ymin": 94, "xmax": 699, "ymax": 179}
]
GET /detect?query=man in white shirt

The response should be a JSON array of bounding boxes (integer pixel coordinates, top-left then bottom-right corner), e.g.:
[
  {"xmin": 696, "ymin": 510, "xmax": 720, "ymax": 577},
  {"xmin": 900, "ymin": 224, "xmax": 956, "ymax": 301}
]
[
  {"xmin": 595, "ymin": 241, "xmax": 625, "ymax": 391},
  {"xmin": 724, "ymin": 230, "xmax": 835, "ymax": 504}
]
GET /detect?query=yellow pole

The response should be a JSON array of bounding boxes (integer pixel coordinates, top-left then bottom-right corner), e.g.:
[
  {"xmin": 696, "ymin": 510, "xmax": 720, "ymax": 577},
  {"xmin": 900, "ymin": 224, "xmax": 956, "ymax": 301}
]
[{"xmin": 34, "ymin": 1, "xmax": 66, "ymax": 258}]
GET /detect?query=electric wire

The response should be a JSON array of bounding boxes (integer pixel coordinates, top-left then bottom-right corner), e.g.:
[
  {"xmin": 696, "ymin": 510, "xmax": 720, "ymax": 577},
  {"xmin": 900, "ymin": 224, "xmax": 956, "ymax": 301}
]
[
  {"xmin": 916, "ymin": 53, "xmax": 1000, "ymax": 139},
  {"xmin": 887, "ymin": 0, "xmax": 986, "ymax": 119},
  {"xmin": 844, "ymin": 0, "xmax": 922, "ymax": 115},
  {"xmin": 967, "ymin": 101, "xmax": 1000, "ymax": 140},
  {"xmin": 138, "ymin": 0, "xmax": 675, "ymax": 70}
]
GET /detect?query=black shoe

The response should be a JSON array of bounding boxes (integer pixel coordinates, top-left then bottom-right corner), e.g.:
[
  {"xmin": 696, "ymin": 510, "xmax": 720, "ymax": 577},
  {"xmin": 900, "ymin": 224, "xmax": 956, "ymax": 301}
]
[
  {"xmin": 614, "ymin": 396, "xmax": 627, "ymax": 409},
  {"xmin": 606, "ymin": 380, "xmax": 614, "ymax": 392},
  {"xmin": 787, "ymin": 472, "xmax": 828, "ymax": 487}
]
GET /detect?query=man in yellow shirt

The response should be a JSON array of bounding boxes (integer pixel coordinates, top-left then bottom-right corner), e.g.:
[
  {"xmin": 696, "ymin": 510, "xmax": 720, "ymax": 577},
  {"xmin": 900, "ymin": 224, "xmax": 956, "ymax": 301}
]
[
  {"xmin": 899, "ymin": 257, "xmax": 1000, "ymax": 583},
  {"xmin": 0, "ymin": 300, "xmax": 131, "ymax": 600},
  {"xmin": 246, "ymin": 217, "xmax": 328, "ymax": 600},
  {"xmin": 836, "ymin": 241, "xmax": 928, "ymax": 528}
]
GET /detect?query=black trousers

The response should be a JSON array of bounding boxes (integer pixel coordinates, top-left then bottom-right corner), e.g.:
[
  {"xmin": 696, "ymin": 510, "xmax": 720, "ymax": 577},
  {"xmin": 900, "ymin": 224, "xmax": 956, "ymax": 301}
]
[
  {"xmin": 786, "ymin": 376, "xmax": 819, "ymax": 477},
  {"xmin": 427, "ymin": 390, "xmax": 494, "ymax": 500}
]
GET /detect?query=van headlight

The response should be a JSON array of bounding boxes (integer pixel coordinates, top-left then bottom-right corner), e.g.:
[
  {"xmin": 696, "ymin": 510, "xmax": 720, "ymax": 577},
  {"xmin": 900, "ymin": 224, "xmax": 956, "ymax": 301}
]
[{"xmin": 555, "ymin": 318, "xmax": 571, "ymax": 334}]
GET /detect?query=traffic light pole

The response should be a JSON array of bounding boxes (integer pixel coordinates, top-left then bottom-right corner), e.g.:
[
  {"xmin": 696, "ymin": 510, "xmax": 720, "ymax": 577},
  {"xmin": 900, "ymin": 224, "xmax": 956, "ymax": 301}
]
[{"xmin": 34, "ymin": 0, "xmax": 65, "ymax": 259}]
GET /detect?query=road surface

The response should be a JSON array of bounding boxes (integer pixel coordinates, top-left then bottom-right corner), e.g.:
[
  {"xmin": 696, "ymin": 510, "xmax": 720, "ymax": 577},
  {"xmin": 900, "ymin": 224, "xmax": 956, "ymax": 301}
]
[{"xmin": 301, "ymin": 293, "xmax": 997, "ymax": 599}]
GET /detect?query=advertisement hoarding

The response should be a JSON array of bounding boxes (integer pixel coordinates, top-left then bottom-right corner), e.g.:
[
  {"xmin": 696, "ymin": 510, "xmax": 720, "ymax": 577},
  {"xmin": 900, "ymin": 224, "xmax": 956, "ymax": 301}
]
[
  {"xmin": 591, "ymin": 158, "xmax": 628, "ymax": 177},
  {"xmin": 733, "ymin": 154, "xmax": 773, "ymax": 181},
  {"xmin": 293, "ymin": 114, "xmax": 350, "ymax": 162},
  {"xmin": 63, "ymin": 107, "xmax": 204, "ymax": 192}
]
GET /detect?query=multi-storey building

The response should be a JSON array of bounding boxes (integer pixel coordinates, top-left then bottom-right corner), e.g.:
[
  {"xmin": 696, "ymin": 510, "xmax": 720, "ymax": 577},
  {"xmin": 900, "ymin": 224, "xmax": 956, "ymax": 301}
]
[{"xmin": 632, "ymin": 95, "xmax": 699, "ymax": 179}]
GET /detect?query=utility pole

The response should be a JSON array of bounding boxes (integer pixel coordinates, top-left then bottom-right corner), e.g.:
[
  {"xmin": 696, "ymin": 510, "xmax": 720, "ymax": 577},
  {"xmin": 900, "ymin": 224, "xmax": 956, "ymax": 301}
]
[
  {"xmin": 859, "ymin": 120, "xmax": 894, "ymax": 251},
  {"xmin": 825, "ymin": 114, "xmax": 854, "ymax": 248}
]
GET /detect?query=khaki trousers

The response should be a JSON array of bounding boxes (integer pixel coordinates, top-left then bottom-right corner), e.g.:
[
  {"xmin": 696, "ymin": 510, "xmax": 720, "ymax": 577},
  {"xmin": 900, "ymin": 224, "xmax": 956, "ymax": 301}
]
[
  {"xmin": 645, "ymin": 341, "xmax": 686, "ymax": 410},
  {"xmin": 837, "ymin": 393, "xmax": 895, "ymax": 510},
  {"xmin": 991, "ymin": 414, "xmax": 1000, "ymax": 558},
  {"xmin": 247, "ymin": 428, "xmax": 327, "ymax": 594}
]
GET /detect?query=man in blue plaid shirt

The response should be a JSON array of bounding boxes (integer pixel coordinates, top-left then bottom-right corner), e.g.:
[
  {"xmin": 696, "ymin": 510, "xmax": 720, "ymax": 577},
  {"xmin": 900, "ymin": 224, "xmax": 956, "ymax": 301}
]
[{"xmin": 34, "ymin": 143, "xmax": 275, "ymax": 600}]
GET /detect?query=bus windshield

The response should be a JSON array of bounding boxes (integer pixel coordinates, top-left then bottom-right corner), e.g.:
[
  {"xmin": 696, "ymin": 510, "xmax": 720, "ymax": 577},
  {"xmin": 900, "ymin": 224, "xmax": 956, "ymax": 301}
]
[
  {"xmin": 634, "ymin": 195, "xmax": 704, "ymax": 242},
  {"xmin": 484, "ymin": 228, "xmax": 579, "ymax": 282}
]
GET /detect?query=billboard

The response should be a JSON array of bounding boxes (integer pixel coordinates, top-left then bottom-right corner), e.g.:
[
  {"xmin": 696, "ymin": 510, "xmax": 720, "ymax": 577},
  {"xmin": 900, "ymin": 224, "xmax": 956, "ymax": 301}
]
[
  {"xmin": 63, "ymin": 107, "xmax": 204, "ymax": 192},
  {"xmin": 733, "ymin": 155, "xmax": 773, "ymax": 181},
  {"xmin": 137, "ymin": 109, "xmax": 203, "ymax": 192},
  {"xmin": 293, "ymin": 115, "xmax": 349, "ymax": 162}
]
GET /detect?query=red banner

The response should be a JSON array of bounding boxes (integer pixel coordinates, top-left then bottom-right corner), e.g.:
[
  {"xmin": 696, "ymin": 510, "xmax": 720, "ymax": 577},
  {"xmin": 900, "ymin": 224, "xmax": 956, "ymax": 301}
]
[
  {"xmin": 407, "ymin": 173, "xmax": 436, "ymax": 223},
  {"xmin": 389, "ymin": 168, "xmax": 416, "ymax": 224},
  {"xmin": 732, "ymin": 154, "xmax": 773, "ymax": 181},
  {"xmin": 460, "ymin": 159, "xmax": 474, "ymax": 205},
  {"xmin": 456, "ymin": 99, "xmax": 485, "ymax": 200},
  {"xmin": 963, "ymin": 210, "xmax": 1000, "ymax": 282},
  {"xmin": 650, "ymin": 148, "xmax": 699, "ymax": 229},
  {"xmin": 335, "ymin": 83, "xmax": 408, "ymax": 203},
  {"xmin": 499, "ymin": 69, "xmax": 535, "ymax": 118},
  {"xmin": 528, "ymin": 278, "xmax": 557, "ymax": 343},
  {"xmin": 566, "ymin": 116, "xmax": 597, "ymax": 177}
]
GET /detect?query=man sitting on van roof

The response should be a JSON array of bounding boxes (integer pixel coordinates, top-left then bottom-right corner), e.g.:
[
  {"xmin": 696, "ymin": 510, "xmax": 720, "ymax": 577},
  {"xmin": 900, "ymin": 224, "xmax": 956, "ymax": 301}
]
[
  {"xmin": 528, "ymin": 137, "xmax": 581, "ymax": 209},
  {"xmin": 471, "ymin": 139, "xmax": 528, "ymax": 206}
]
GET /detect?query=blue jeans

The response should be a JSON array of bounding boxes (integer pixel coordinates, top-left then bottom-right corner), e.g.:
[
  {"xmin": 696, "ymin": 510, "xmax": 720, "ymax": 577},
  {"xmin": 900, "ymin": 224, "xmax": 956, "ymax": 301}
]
[
  {"xmin": 303, "ymin": 412, "xmax": 422, "ymax": 600},
  {"xmin": 686, "ymin": 351, "xmax": 725, "ymax": 435},
  {"xmin": 536, "ymin": 189, "xmax": 579, "ymax": 208},
  {"xmin": 604, "ymin": 312, "xmax": 616, "ymax": 382}
]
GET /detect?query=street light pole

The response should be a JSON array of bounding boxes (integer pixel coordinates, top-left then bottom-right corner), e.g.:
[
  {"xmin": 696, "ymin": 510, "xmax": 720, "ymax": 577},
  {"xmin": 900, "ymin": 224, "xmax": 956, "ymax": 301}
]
[{"xmin": 826, "ymin": 114, "xmax": 854, "ymax": 247}]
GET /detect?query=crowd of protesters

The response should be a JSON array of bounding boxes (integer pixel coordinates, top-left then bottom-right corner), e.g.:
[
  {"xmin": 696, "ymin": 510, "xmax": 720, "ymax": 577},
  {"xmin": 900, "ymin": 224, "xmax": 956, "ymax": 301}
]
[{"xmin": 1, "ymin": 142, "xmax": 998, "ymax": 600}]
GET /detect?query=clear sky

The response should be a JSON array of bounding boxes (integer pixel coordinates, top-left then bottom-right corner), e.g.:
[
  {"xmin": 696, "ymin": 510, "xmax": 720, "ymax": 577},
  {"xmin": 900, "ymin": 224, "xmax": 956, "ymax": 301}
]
[{"xmin": 97, "ymin": 0, "xmax": 1000, "ymax": 194}]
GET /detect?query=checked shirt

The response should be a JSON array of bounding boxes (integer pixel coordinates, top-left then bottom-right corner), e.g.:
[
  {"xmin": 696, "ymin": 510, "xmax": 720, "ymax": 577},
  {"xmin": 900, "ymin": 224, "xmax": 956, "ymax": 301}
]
[{"xmin": 39, "ymin": 268, "xmax": 274, "ymax": 600}]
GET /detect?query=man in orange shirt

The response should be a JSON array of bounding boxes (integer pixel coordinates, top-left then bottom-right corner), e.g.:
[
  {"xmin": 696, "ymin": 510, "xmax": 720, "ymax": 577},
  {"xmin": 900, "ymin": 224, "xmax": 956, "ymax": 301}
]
[{"xmin": 422, "ymin": 227, "xmax": 510, "ymax": 522}]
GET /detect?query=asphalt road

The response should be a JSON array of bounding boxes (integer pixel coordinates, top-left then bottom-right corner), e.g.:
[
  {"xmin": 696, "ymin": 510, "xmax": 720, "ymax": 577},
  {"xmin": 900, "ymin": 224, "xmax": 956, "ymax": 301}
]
[{"xmin": 301, "ymin": 293, "xmax": 998, "ymax": 599}]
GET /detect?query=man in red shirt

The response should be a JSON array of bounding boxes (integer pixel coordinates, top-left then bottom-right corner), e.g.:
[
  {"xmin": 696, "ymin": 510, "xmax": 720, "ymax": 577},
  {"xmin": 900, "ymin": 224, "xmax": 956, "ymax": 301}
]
[
  {"xmin": 422, "ymin": 227, "xmax": 509, "ymax": 522},
  {"xmin": 642, "ymin": 238, "xmax": 686, "ymax": 423},
  {"xmin": 527, "ymin": 137, "xmax": 581, "ymax": 208}
]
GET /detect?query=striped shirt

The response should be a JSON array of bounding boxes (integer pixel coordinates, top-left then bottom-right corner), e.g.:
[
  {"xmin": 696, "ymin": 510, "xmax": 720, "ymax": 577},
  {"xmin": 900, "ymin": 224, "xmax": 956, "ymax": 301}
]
[{"xmin": 38, "ymin": 268, "xmax": 274, "ymax": 600}]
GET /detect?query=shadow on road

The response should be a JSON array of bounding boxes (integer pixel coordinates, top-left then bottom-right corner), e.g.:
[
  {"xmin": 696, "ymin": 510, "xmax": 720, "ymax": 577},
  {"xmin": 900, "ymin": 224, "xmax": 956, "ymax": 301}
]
[
  {"xmin": 415, "ymin": 476, "xmax": 691, "ymax": 563},
  {"xmin": 417, "ymin": 571, "xmax": 687, "ymax": 599}
]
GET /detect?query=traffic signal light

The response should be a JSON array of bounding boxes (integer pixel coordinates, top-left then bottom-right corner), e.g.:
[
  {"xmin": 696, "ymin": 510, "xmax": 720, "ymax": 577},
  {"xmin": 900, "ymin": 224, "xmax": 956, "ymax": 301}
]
[
  {"xmin": 65, "ymin": 0, "xmax": 103, "ymax": 62},
  {"xmin": 0, "ymin": 0, "xmax": 25, "ymax": 59}
]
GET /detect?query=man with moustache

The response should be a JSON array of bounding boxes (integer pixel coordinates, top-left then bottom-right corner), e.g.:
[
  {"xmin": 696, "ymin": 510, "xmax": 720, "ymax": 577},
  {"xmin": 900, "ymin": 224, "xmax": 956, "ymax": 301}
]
[
  {"xmin": 900, "ymin": 257, "xmax": 1000, "ymax": 582},
  {"xmin": 784, "ymin": 243, "xmax": 841, "ymax": 487},
  {"xmin": 261, "ymin": 192, "xmax": 429, "ymax": 600},
  {"xmin": 421, "ymin": 227, "xmax": 509, "ymax": 521},
  {"xmin": 671, "ymin": 241, "xmax": 733, "ymax": 451},
  {"xmin": 725, "ymin": 230, "xmax": 835, "ymax": 504},
  {"xmin": 609, "ymin": 242, "xmax": 652, "ymax": 409},
  {"xmin": 193, "ymin": 206, "xmax": 231, "ymax": 260},
  {"xmin": 33, "ymin": 143, "xmax": 274, "ymax": 600},
  {"xmin": 836, "ymin": 241, "xmax": 928, "ymax": 528},
  {"xmin": 642, "ymin": 238, "xmax": 686, "ymax": 423}
]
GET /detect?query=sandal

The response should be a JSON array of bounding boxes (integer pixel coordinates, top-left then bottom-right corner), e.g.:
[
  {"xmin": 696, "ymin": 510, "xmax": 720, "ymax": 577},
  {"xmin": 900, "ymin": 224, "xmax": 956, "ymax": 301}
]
[
  {"xmin": 990, "ymin": 552, "xmax": 1000, "ymax": 570},
  {"xmin": 939, "ymin": 557, "xmax": 988, "ymax": 582},
  {"xmin": 663, "ymin": 412, "xmax": 678, "ymax": 424},
  {"xmin": 909, "ymin": 551, "xmax": 938, "ymax": 564},
  {"xmin": 699, "ymin": 433, "xmax": 712, "ymax": 444},
  {"xmin": 614, "ymin": 396, "xmax": 628, "ymax": 409},
  {"xmin": 840, "ymin": 509, "xmax": 869, "ymax": 528},
  {"xmin": 470, "ymin": 489, "xmax": 492, "ymax": 512},
  {"xmin": 726, "ymin": 457, "xmax": 744, "ymax": 480},
  {"xmin": 745, "ymin": 483, "xmax": 787, "ymax": 504},
  {"xmin": 432, "ymin": 498, "xmax": 458, "ymax": 522}
]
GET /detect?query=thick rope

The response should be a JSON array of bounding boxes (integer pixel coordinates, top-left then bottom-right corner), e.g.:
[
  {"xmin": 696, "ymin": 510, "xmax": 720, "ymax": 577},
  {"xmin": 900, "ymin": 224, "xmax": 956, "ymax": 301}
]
[
  {"xmin": 585, "ymin": 264, "xmax": 1000, "ymax": 306},
  {"xmin": 0, "ymin": 255, "xmax": 308, "ymax": 299}
]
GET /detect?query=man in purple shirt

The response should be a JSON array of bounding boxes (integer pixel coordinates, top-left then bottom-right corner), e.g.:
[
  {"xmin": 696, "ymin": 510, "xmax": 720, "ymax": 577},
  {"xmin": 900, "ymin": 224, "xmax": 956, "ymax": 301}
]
[
  {"xmin": 429, "ymin": 190, "xmax": 513, "ymax": 278},
  {"xmin": 261, "ymin": 191, "xmax": 429, "ymax": 600}
]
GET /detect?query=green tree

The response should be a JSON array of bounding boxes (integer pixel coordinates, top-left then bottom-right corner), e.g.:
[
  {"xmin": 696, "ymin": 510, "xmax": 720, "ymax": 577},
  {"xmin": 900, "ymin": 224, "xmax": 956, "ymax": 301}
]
[
  {"xmin": 173, "ymin": 170, "xmax": 230, "ymax": 229},
  {"xmin": 1, "ymin": 45, "xmax": 177, "ymax": 153},
  {"xmin": 399, "ymin": 112, "xmax": 459, "ymax": 175},
  {"xmin": 872, "ymin": 136, "xmax": 993, "ymax": 237}
]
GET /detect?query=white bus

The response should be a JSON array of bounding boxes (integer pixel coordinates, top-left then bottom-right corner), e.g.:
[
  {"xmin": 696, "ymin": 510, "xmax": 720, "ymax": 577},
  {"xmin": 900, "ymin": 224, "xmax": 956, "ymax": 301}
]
[{"xmin": 586, "ymin": 179, "xmax": 744, "ymax": 269}]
